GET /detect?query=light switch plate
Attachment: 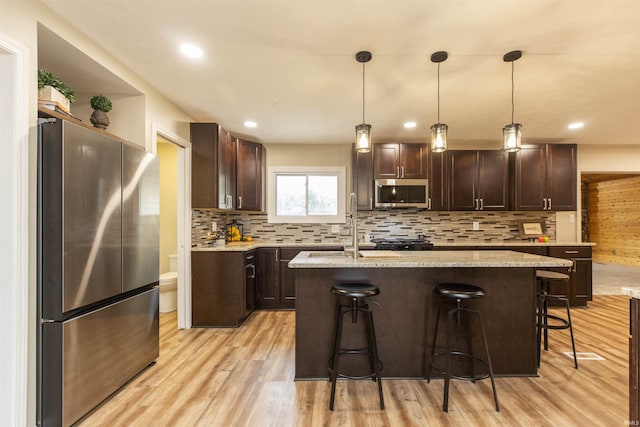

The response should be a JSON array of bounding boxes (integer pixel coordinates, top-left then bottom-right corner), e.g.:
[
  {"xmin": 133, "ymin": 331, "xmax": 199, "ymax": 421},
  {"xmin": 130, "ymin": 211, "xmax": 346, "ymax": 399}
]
[
  {"xmin": 472, "ymin": 221, "xmax": 480, "ymax": 231},
  {"xmin": 331, "ymin": 225, "xmax": 340, "ymax": 233}
]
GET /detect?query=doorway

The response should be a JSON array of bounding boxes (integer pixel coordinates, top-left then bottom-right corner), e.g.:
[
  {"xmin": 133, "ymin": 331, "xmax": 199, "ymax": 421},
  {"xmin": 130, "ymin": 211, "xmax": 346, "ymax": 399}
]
[
  {"xmin": 582, "ymin": 172, "xmax": 640, "ymax": 265},
  {"xmin": 151, "ymin": 125, "xmax": 192, "ymax": 329},
  {"xmin": 0, "ymin": 33, "xmax": 29, "ymax": 426}
]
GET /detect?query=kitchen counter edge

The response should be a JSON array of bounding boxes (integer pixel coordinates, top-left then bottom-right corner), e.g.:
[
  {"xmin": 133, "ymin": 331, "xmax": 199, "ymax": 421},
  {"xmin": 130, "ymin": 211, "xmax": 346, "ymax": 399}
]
[{"xmin": 191, "ymin": 241, "xmax": 594, "ymax": 252}]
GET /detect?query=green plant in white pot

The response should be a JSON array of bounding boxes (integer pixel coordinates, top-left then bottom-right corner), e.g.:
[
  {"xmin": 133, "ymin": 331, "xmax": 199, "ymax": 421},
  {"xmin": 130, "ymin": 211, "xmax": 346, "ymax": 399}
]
[
  {"xmin": 38, "ymin": 69, "xmax": 76, "ymax": 113},
  {"xmin": 89, "ymin": 95, "xmax": 112, "ymax": 129}
]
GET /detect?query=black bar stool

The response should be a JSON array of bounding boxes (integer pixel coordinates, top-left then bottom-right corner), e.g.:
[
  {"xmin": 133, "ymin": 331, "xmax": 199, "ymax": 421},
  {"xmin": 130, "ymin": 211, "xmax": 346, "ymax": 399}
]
[
  {"xmin": 328, "ymin": 283, "xmax": 384, "ymax": 411},
  {"xmin": 427, "ymin": 283, "xmax": 499, "ymax": 412},
  {"xmin": 536, "ymin": 270, "xmax": 578, "ymax": 369}
]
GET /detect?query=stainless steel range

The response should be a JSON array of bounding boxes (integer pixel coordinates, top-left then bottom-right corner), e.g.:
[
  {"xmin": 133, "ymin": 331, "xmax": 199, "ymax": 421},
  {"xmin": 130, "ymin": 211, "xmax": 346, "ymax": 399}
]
[{"xmin": 371, "ymin": 236, "xmax": 434, "ymax": 250}]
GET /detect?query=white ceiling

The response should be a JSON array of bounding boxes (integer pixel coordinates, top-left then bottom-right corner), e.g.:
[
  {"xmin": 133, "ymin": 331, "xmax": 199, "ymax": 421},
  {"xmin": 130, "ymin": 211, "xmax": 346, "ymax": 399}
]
[{"xmin": 40, "ymin": 0, "xmax": 640, "ymax": 147}]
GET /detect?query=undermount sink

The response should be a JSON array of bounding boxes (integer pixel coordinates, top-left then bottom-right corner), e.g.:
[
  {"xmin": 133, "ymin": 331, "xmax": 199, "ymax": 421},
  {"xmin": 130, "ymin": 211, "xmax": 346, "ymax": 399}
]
[{"xmin": 307, "ymin": 251, "xmax": 352, "ymax": 257}]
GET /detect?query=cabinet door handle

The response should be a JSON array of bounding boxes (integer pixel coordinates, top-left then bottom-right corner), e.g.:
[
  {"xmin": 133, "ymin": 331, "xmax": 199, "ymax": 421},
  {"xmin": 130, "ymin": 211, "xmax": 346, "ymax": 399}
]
[
  {"xmin": 396, "ymin": 166, "xmax": 400, "ymax": 178},
  {"xmin": 369, "ymin": 198, "xmax": 373, "ymax": 210},
  {"xmin": 565, "ymin": 250, "xmax": 580, "ymax": 254},
  {"xmin": 548, "ymin": 198, "xmax": 552, "ymax": 210},
  {"xmin": 480, "ymin": 198, "xmax": 484, "ymax": 210},
  {"xmin": 428, "ymin": 198, "xmax": 432, "ymax": 210},
  {"xmin": 246, "ymin": 254, "xmax": 254, "ymax": 260},
  {"xmin": 238, "ymin": 196, "xmax": 242, "ymax": 209},
  {"xmin": 401, "ymin": 166, "xmax": 405, "ymax": 178},
  {"xmin": 474, "ymin": 198, "xmax": 479, "ymax": 210},
  {"xmin": 543, "ymin": 198, "xmax": 547, "ymax": 210},
  {"xmin": 249, "ymin": 264, "xmax": 256, "ymax": 279}
]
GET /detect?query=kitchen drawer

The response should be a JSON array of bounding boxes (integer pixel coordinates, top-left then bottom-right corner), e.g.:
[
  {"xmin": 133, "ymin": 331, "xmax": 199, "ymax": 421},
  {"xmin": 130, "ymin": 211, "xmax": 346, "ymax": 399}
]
[{"xmin": 548, "ymin": 246, "xmax": 592, "ymax": 258}]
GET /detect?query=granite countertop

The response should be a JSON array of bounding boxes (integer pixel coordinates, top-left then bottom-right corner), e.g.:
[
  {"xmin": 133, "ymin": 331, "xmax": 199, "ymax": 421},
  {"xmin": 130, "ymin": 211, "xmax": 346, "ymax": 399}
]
[
  {"xmin": 435, "ymin": 241, "xmax": 595, "ymax": 247},
  {"xmin": 191, "ymin": 241, "xmax": 367, "ymax": 252},
  {"xmin": 288, "ymin": 250, "xmax": 574, "ymax": 269},
  {"xmin": 622, "ymin": 287, "xmax": 640, "ymax": 298},
  {"xmin": 192, "ymin": 240, "xmax": 594, "ymax": 252}
]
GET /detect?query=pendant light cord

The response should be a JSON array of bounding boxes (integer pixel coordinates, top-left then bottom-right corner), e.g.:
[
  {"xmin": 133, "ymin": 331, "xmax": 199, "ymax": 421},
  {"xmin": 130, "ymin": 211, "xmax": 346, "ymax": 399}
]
[
  {"xmin": 437, "ymin": 62, "xmax": 441, "ymax": 124},
  {"xmin": 511, "ymin": 61, "xmax": 515, "ymax": 124},
  {"xmin": 362, "ymin": 61, "xmax": 366, "ymax": 123}
]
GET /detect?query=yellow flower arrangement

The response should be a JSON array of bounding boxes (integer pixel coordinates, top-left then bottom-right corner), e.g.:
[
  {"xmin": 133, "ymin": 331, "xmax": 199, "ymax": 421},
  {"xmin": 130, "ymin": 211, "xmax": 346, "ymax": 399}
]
[{"xmin": 227, "ymin": 225, "xmax": 242, "ymax": 242}]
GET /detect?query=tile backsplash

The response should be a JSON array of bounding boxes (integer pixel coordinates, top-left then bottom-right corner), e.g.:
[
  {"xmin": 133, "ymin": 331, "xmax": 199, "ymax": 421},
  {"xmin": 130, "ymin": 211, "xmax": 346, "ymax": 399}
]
[{"xmin": 192, "ymin": 209, "xmax": 556, "ymax": 247}]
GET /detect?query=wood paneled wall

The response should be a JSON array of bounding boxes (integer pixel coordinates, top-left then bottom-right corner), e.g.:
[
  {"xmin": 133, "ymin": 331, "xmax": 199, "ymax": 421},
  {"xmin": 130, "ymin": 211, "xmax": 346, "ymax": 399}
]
[{"xmin": 588, "ymin": 176, "xmax": 640, "ymax": 265}]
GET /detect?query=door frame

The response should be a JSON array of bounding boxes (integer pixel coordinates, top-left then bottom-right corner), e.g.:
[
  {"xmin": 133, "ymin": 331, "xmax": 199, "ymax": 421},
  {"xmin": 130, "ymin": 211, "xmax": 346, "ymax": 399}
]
[
  {"xmin": 0, "ymin": 32, "xmax": 29, "ymax": 426},
  {"xmin": 151, "ymin": 123, "xmax": 192, "ymax": 329}
]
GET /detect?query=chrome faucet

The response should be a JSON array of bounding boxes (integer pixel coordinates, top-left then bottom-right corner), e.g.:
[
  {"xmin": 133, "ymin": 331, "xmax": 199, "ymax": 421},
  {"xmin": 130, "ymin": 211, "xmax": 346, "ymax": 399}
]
[{"xmin": 347, "ymin": 192, "xmax": 359, "ymax": 259}]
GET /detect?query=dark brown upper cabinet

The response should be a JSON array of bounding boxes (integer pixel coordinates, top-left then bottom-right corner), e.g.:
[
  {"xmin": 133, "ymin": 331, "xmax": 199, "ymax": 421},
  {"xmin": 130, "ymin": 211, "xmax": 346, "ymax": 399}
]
[
  {"xmin": 236, "ymin": 138, "xmax": 264, "ymax": 211},
  {"xmin": 217, "ymin": 128, "xmax": 237, "ymax": 210},
  {"xmin": 352, "ymin": 145, "xmax": 374, "ymax": 210},
  {"xmin": 427, "ymin": 147, "xmax": 448, "ymax": 211},
  {"xmin": 190, "ymin": 122, "xmax": 263, "ymax": 211},
  {"xmin": 448, "ymin": 150, "xmax": 510, "ymax": 211},
  {"xmin": 190, "ymin": 123, "xmax": 219, "ymax": 208},
  {"xmin": 373, "ymin": 143, "xmax": 428, "ymax": 179},
  {"xmin": 514, "ymin": 144, "xmax": 577, "ymax": 211}
]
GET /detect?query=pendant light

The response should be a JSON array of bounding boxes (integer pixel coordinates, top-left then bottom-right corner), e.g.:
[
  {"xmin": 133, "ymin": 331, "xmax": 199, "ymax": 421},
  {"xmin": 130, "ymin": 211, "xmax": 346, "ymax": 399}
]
[
  {"xmin": 430, "ymin": 51, "xmax": 448, "ymax": 153},
  {"xmin": 503, "ymin": 50, "xmax": 523, "ymax": 152},
  {"xmin": 355, "ymin": 51, "xmax": 372, "ymax": 153}
]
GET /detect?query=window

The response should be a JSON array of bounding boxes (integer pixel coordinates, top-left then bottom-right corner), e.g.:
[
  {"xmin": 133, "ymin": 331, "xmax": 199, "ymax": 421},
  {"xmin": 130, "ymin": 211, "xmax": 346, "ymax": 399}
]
[{"xmin": 268, "ymin": 166, "xmax": 346, "ymax": 223}]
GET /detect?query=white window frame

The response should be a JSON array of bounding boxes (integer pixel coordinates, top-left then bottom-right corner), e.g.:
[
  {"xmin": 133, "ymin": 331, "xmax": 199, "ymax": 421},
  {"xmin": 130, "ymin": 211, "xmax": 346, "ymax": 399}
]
[{"xmin": 267, "ymin": 166, "xmax": 346, "ymax": 224}]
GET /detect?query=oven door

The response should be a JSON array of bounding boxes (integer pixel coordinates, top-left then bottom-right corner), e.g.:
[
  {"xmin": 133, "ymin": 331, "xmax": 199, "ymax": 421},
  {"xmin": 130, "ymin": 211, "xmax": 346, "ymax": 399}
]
[{"xmin": 375, "ymin": 179, "xmax": 429, "ymax": 208}]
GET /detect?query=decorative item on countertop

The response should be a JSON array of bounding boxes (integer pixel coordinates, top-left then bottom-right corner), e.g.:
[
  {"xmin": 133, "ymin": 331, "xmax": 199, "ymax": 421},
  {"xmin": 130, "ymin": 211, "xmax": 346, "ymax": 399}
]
[
  {"xmin": 38, "ymin": 69, "xmax": 76, "ymax": 114},
  {"xmin": 207, "ymin": 222, "xmax": 226, "ymax": 244},
  {"xmin": 226, "ymin": 221, "xmax": 243, "ymax": 242},
  {"xmin": 89, "ymin": 94, "xmax": 112, "ymax": 129}
]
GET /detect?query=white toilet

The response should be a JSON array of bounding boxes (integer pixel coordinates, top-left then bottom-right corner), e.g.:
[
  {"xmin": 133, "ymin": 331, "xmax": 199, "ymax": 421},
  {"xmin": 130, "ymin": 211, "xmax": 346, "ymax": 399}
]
[{"xmin": 159, "ymin": 254, "xmax": 178, "ymax": 313}]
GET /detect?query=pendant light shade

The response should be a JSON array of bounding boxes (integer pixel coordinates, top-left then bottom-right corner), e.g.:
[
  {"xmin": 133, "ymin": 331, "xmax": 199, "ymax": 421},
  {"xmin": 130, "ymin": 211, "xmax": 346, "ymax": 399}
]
[
  {"xmin": 430, "ymin": 51, "xmax": 448, "ymax": 153},
  {"xmin": 503, "ymin": 50, "xmax": 523, "ymax": 152},
  {"xmin": 355, "ymin": 51, "xmax": 372, "ymax": 153},
  {"xmin": 430, "ymin": 123, "xmax": 448, "ymax": 152},
  {"xmin": 356, "ymin": 123, "xmax": 372, "ymax": 152}
]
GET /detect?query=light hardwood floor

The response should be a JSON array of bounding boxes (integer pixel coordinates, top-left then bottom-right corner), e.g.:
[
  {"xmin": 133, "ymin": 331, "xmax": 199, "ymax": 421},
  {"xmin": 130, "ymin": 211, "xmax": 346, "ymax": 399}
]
[{"xmin": 78, "ymin": 296, "xmax": 629, "ymax": 426}]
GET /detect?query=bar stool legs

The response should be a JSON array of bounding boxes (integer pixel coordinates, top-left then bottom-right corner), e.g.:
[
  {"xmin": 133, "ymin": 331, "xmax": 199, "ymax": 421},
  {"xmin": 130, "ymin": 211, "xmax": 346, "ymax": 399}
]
[
  {"xmin": 328, "ymin": 283, "xmax": 384, "ymax": 411},
  {"xmin": 536, "ymin": 270, "xmax": 578, "ymax": 369},
  {"xmin": 427, "ymin": 283, "xmax": 499, "ymax": 413}
]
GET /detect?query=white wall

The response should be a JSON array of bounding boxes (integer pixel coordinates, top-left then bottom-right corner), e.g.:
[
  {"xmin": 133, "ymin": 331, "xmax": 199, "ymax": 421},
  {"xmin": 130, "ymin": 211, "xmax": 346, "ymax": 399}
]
[{"xmin": 578, "ymin": 145, "xmax": 640, "ymax": 172}]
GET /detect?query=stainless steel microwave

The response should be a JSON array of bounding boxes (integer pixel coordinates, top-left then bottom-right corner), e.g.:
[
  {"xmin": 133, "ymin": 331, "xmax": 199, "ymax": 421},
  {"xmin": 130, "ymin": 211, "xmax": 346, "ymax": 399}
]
[{"xmin": 374, "ymin": 179, "xmax": 429, "ymax": 208}]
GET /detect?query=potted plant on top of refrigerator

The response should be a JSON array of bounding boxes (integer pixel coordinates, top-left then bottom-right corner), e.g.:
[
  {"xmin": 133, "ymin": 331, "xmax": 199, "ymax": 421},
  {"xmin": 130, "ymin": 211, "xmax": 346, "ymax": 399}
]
[
  {"xmin": 38, "ymin": 69, "xmax": 76, "ymax": 114},
  {"xmin": 89, "ymin": 94, "xmax": 112, "ymax": 130}
]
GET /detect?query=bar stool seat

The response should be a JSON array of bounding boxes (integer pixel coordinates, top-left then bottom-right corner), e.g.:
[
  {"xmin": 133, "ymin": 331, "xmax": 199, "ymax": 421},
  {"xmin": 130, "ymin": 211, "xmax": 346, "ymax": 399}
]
[
  {"xmin": 427, "ymin": 283, "xmax": 499, "ymax": 412},
  {"xmin": 328, "ymin": 283, "xmax": 384, "ymax": 411},
  {"xmin": 536, "ymin": 270, "xmax": 578, "ymax": 369}
]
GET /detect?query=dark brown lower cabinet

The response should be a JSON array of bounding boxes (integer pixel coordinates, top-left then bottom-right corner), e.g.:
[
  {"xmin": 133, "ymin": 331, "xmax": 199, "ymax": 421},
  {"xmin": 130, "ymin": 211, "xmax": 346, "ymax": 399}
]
[
  {"xmin": 192, "ymin": 250, "xmax": 256, "ymax": 327},
  {"xmin": 631, "ymin": 298, "xmax": 640, "ymax": 424},
  {"xmin": 257, "ymin": 248, "xmax": 281, "ymax": 309},
  {"xmin": 257, "ymin": 246, "xmax": 342, "ymax": 310},
  {"xmin": 547, "ymin": 246, "xmax": 592, "ymax": 307}
]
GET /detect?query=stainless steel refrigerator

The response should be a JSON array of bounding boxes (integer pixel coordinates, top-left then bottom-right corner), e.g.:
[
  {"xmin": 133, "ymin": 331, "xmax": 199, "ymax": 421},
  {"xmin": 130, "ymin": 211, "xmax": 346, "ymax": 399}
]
[{"xmin": 37, "ymin": 119, "xmax": 160, "ymax": 426}]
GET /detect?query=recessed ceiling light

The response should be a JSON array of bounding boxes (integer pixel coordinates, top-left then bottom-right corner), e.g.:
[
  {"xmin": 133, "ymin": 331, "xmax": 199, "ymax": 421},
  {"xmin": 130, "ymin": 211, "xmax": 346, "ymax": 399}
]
[
  {"xmin": 244, "ymin": 121, "xmax": 257, "ymax": 128},
  {"xmin": 404, "ymin": 121, "xmax": 417, "ymax": 129},
  {"xmin": 179, "ymin": 43, "xmax": 203, "ymax": 59},
  {"xmin": 568, "ymin": 122, "xmax": 584, "ymax": 130}
]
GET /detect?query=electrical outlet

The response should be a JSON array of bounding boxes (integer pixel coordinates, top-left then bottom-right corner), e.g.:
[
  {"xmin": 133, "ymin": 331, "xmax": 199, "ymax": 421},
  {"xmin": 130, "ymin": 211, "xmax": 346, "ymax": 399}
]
[
  {"xmin": 331, "ymin": 225, "xmax": 340, "ymax": 233},
  {"xmin": 569, "ymin": 214, "xmax": 575, "ymax": 223},
  {"xmin": 472, "ymin": 221, "xmax": 480, "ymax": 231}
]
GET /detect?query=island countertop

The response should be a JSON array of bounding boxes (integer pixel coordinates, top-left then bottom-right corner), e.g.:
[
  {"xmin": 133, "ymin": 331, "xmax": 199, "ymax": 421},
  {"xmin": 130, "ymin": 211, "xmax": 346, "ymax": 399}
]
[{"xmin": 289, "ymin": 249, "xmax": 573, "ymax": 269}]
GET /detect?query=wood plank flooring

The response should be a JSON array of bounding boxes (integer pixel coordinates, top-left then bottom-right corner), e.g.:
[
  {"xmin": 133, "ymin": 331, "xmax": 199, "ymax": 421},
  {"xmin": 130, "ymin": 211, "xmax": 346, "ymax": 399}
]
[{"xmin": 78, "ymin": 296, "xmax": 629, "ymax": 426}]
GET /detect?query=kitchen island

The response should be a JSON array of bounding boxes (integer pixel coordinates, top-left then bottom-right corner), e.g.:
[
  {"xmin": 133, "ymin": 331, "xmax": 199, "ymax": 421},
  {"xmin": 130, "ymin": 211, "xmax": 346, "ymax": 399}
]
[{"xmin": 289, "ymin": 250, "xmax": 572, "ymax": 379}]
